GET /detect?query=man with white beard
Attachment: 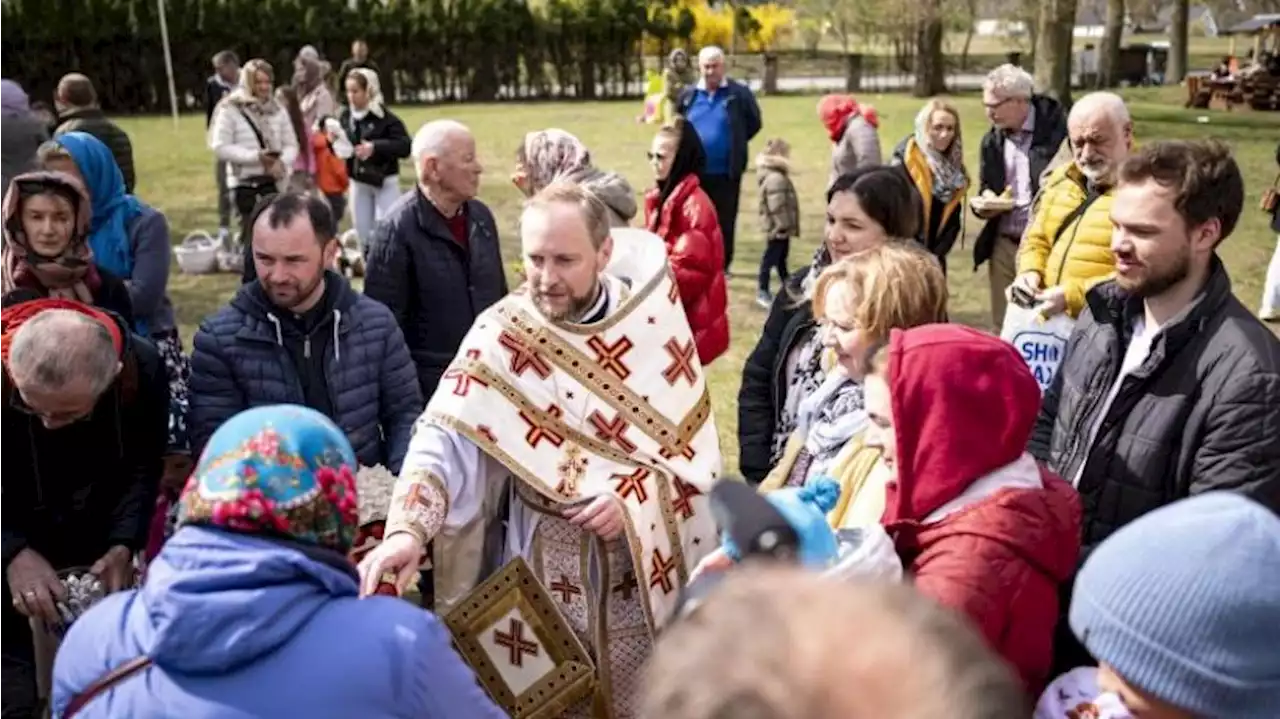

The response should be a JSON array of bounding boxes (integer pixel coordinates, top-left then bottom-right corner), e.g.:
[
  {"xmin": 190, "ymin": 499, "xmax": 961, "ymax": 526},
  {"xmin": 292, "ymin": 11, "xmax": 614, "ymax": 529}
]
[
  {"xmin": 358, "ymin": 182, "xmax": 722, "ymax": 718},
  {"xmin": 1008, "ymin": 92, "xmax": 1133, "ymax": 320}
]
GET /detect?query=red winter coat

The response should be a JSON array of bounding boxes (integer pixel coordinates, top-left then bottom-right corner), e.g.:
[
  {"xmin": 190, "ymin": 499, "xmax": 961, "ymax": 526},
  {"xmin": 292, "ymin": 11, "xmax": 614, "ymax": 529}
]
[
  {"xmin": 879, "ymin": 324, "xmax": 1081, "ymax": 694},
  {"xmin": 644, "ymin": 175, "xmax": 729, "ymax": 365}
]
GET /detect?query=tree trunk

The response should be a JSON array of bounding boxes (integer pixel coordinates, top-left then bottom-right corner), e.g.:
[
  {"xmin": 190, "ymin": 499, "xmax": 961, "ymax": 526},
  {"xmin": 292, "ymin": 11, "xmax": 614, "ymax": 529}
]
[
  {"xmin": 1099, "ymin": 0, "xmax": 1125, "ymax": 86},
  {"xmin": 914, "ymin": 9, "xmax": 946, "ymax": 96},
  {"xmin": 1034, "ymin": 0, "xmax": 1076, "ymax": 104},
  {"xmin": 1167, "ymin": 0, "xmax": 1188, "ymax": 84}
]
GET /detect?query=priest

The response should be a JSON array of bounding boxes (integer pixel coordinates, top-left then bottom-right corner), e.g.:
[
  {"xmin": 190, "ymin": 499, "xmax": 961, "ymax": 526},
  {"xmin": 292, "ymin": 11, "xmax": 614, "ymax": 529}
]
[{"xmin": 357, "ymin": 182, "xmax": 722, "ymax": 717}]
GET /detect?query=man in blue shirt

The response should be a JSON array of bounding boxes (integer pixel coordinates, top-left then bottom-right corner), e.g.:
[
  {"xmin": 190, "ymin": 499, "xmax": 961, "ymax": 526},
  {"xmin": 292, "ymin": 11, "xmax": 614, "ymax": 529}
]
[{"xmin": 678, "ymin": 46, "xmax": 763, "ymax": 273}]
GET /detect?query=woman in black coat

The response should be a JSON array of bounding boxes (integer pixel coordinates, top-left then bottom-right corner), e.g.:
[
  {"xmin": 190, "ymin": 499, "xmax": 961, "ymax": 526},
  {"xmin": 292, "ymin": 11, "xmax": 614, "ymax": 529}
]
[
  {"xmin": 339, "ymin": 68, "xmax": 410, "ymax": 253},
  {"xmin": 736, "ymin": 166, "xmax": 919, "ymax": 484}
]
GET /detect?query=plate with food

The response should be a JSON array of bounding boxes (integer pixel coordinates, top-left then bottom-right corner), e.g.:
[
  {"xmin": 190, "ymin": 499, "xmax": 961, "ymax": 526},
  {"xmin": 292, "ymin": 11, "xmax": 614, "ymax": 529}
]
[{"xmin": 971, "ymin": 188, "xmax": 1015, "ymax": 214}]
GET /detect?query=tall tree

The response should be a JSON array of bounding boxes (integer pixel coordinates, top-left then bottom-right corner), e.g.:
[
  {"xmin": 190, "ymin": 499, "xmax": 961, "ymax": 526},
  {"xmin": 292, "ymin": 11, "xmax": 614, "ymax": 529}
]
[
  {"xmin": 1167, "ymin": 0, "xmax": 1188, "ymax": 84},
  {"xmin": 1099, "ymin": 0, "xmax": 1124, "ymax": 87},
  {"xmin": 1033, "ymin": 0, "xmax": 1076, "ymax": 103},
  {"xmin": 914, "ymin": 0, "xmax": 946, "ymax": 97}
]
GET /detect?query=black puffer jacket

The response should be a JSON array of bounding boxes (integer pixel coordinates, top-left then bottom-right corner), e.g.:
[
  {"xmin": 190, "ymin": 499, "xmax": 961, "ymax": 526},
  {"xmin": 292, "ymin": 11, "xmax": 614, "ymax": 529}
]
[
  {"xmin": 737, "ymin": 268, "xmax": 817, "ymax": 485},
  {"xmin": 363, "ymin": 190, "xmax": 508, "ymax": 401},
  {"xmin": 1030, "ymin": 257, "xmax": 1280, "ymax": 556},
  {"xmin": 337, "ymin": 107, "xmax": 411, "ymax": 187}
]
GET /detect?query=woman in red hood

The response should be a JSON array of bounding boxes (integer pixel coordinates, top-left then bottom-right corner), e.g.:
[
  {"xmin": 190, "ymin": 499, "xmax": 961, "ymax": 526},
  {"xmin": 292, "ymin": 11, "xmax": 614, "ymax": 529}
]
[
  {"xmin": 861, "ymin": 323, "xmax": 1081, "ymax": 693},
  {"xmin": 817, "ymin": 94, "xmax": 882, "ymax": 189}
]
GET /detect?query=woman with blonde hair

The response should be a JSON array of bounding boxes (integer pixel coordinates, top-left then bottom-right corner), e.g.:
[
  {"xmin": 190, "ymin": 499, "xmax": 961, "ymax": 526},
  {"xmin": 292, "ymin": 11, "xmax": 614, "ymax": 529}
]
[
  {"xmin": 761, "ymin": 240, "xmax": 949, "ymax": 526},
  {"xmin": 892, "ymin": 98, "xmax": 969, "ymax": 273}
]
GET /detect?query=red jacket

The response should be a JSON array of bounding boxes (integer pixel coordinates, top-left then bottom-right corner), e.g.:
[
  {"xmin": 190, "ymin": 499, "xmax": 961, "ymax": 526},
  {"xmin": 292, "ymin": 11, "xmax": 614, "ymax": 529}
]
[
  {"xmin": 644, "ymin": 175, "xmax": 729, "ymax": 365},
  {"xmin": 880, "ymin": 324, "xmax": 1081, "ymax": 694}
]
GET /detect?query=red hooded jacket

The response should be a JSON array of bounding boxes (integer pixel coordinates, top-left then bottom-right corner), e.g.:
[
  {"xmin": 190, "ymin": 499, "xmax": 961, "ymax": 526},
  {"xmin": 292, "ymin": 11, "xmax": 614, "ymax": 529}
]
[
  {"xmin": 644, "ymin": 174, "xmax": 729, "ymax": 365},
  {"xmin": 879, "ymin": 324, "xmax": 1081, "ymax": 693}
]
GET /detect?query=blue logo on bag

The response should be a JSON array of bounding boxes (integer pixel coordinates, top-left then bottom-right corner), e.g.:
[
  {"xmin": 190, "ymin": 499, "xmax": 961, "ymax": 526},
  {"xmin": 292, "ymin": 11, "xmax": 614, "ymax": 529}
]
[{"xmin": 1014, "ymin": 330, "xmax": 1067, "ymax": 391}]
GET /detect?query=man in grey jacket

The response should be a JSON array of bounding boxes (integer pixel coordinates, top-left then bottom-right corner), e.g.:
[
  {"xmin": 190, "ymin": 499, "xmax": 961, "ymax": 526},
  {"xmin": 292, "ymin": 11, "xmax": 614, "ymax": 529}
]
[
  {"xmin": 1030, "ymin": 140, "xmax": 1280, "ymax": 672},
  {"xmin": 53, "ymin": 74, "xmax": 136, "ymax": 192}
]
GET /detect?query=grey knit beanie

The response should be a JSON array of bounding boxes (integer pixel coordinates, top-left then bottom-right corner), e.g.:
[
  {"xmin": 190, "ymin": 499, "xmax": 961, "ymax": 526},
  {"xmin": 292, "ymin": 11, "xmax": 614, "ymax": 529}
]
[{"xmin": 1070, "ymin": 492, "xmax": 1280, "ymax": 718}]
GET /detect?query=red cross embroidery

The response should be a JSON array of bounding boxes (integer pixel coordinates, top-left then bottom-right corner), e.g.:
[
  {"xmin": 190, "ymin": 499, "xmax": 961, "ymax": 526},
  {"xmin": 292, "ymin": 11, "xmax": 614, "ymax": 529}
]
[
  {"xmin": 586, "ymin": 335, "xmax": 634, "ymax": 380},
  {"xmin": 648, "ymin": 548, "xmax": 678, "ymax": 595},
  {"xmin": 661, "ymin": 338, "xmax": 697, "ymax": 386},
  {"xmin": 492, "ymin": 618, "xmax": 539, "ymax": 667},
  {"xmin": 498, "ymin": 331, "xmax": 553, "ymax": 380},
  {"xmin": 589, "ymin": 410, "xmax": 637, "ymax": 454},
  {"xmin": 549, "ymin": 575, "xmax": 582, "ymax": 603},
  {"xmin": 672, "ymin": 478, "xmax": 702, "ymax": 520},
  {"xmin": 442, "ymin": 367, "xmax": 489, "ymax": 396},
  {"xmin": 404, "ymin": 481, "xmax": 435, "ymax": 512},
  {"xmin": 519, "ymin": 404, "xmax": 565, "ymax": 449},
  {"xmin": 612, "ymin": 468, "xmax": 651, "ymax": 503},
  {"xmin": 476, "ymin": 425, "xmax": 498, "ymax": 444},
  {"xmin": 612, "ymin": 571, "xmax": 638, "ymax": 601},
  {"xmin": 659, "ymin": 443, "xmax": 697, "ymax": 461}
]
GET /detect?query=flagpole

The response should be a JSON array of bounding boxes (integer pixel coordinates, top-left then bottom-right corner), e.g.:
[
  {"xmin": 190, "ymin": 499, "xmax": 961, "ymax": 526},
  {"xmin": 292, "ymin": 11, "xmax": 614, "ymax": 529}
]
[{"xmin": 157, "ymin": 0, "xmax": 179, "ymax": 129}]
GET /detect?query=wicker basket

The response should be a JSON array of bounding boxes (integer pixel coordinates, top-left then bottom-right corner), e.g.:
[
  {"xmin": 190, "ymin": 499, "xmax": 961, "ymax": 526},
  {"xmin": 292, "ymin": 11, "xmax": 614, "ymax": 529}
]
[{"xmin": 174, "ymin": 232, "xmax": 220, "ymax": 275}]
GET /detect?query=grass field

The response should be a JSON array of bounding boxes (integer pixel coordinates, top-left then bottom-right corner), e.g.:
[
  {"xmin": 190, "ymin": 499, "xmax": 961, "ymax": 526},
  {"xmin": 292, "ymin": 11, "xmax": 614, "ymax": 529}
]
[{"xmin": 130, "ymin": 87, "xmax": 1279, "ymax": 473}]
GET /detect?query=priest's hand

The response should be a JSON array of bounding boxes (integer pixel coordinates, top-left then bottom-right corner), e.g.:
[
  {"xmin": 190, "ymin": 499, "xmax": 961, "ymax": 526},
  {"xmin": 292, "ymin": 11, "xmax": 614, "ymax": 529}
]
[
  {"xmin": 358, "ymin": 532, "xmax": 424, "ymax": 598},
  {"xmin": 690, "ymin": 547, "xmax": 734, "ymax": 581},
  {"xmin": 90, "ymin": 545, "xmax": 134, "ymax": 593},
  {"xmin": 564, "ymin": 495, "xmax": 625, "ymax": 541},
  {"xmin": 7, "ymin": 548, "xmax": 65, "ymax": 625}
]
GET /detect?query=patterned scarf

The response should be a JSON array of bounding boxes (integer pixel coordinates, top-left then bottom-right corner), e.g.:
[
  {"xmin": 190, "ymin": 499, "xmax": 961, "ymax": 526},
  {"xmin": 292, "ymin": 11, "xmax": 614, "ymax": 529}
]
[
  {"xmin": 913, "ymin": 104, "xmax": 968, "ymax": 203},
  {"xmin": 0, "ymin": 172, "xmax": 97, "ymax": 303},
  {"xmin": 522, "ymin": 128, "xmax": 592, "ymax": 192},
  {"xmin": 770, "ymin": 244, "xmax": 838, "ymax": 466}
]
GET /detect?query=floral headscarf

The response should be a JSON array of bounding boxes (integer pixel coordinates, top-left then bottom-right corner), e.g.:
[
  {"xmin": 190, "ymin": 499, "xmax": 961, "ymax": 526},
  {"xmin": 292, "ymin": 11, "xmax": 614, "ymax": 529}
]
[
  {"xmin": 913, "ymin": 102, "xmax": 968, "ymax": 203},
  {"xmin": 177, "ymin": 405, "xmax": 360, "ymax": 553},
  {"xmin": 520, "ymin": 128, "xmax": 593, "ymax": 193},
  {"xmin": 1, "ymin": 171, "xmax": 98, "ymax": 303}
]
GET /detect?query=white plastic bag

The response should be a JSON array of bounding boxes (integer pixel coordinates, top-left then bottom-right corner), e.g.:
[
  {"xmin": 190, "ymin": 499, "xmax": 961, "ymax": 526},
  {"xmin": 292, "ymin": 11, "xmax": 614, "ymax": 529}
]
[
  {"xmin": 824, "ymin": 525, "xmax": 903, "ymax": 583},
  {"xmin": 1000, "ymin": 304, "xmax": 1075, "ymax": 393}
]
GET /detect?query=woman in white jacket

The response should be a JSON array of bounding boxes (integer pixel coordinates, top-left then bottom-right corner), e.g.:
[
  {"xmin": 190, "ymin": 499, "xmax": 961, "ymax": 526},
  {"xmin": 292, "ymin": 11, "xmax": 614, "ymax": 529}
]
[{"xmin": 210, "ymin": 58, "xmax": 299, "ymax": 277}]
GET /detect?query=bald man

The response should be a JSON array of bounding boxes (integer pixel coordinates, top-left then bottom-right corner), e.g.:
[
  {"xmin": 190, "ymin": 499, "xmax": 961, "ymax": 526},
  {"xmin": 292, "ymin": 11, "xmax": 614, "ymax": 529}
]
[
  {"xmin": 52, "ymin": 73, "xmax": 136, "ymax": 192},
  {"xmin": 1009, "ymin": 91, "xmax": 1134, "ymax": 321},
  {"xmin": 363, "ymin": 120, "xmax": 507, "ymax": 402},
  {"xmin": 1, "ymin": 299, "xmax": 167, "ymax": 716}
]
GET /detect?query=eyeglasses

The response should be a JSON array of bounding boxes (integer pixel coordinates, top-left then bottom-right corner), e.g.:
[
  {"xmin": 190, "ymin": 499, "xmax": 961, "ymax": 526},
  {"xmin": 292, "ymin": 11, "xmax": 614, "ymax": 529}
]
[
  {"xmin": 983, "ymin": 97, "xmax": 1015, "ymax": 111},
  {"xmin": 646, "ymin": 151, "xmax": 666, "ymax": 162}
]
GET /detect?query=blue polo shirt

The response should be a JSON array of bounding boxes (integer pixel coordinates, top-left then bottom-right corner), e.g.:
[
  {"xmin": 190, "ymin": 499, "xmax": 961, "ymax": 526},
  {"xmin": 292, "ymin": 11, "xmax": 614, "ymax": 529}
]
[{"xmin": 685, "ymin": 87, "xmax": 732, "ymax": 176}]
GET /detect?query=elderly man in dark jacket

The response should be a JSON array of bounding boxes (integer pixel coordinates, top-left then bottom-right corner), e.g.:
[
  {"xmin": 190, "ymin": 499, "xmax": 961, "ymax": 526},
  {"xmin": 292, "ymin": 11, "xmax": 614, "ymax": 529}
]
[
  {"xmin": 1029, "ymin": 140, "xmax": 1280, "ymax": 672},
  {"xmin": 676, "ymin": 46, "xmax": 763, "ymax": 272},
  {"xmin": 972, "ymin": 64, "xmax": 1067, "ymax": 329},
  {"xmin": 190, "ymin": 193, "xmax": 421, "ymax": 471},
  {"xmin": 52, "ymin": 73, "xmax": 136, "ymax": 193},
  {"xmin": 364, "ymin": 119, "xmax": 507, "ymax": 402},
  {"xmin": 1, "ymin": 296, "xmax": 167, "ymax": 718}
]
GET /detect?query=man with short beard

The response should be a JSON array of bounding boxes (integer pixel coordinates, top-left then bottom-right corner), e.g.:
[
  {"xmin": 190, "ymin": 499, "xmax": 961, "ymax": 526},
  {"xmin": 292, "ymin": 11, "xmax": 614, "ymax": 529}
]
[
  {"xmin": 189, "ymin": 192, "xmax": 421, "ymax": 473},
  {"xmin": 1009, "ymin": 92, "xmax": 1133, "ymax": 321},
  {"xmin": 1029, "ymin": 139, "xmax": 1280, "ymax": 671},
  {"xmin": 358, "ymin": 183, "xmax": 723, "ymax": 718},
  {"xmin": 363, "ymin": 119, "xmax": 507, "ymax": 401}
]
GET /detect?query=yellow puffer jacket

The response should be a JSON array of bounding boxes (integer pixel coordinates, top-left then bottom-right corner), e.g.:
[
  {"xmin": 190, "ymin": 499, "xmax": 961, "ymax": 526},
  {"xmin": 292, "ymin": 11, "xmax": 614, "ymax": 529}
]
[{"xmin": 1017, "ymin": 163, "xmax": 1116, "ymax": 318}]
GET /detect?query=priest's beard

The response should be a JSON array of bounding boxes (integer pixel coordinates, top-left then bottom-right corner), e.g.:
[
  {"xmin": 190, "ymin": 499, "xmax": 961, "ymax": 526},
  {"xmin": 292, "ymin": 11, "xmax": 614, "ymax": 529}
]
[{"xmin": 532, "ymin": 276, "xmax": 601, "ymax": 322}]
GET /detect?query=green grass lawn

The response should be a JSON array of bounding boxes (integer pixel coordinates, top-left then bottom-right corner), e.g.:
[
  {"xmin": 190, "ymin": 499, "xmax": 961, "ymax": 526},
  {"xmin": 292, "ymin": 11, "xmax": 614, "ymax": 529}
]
[{"xmin": 130, "ymin": 89, "xmax": 1279, "ymax": 474}]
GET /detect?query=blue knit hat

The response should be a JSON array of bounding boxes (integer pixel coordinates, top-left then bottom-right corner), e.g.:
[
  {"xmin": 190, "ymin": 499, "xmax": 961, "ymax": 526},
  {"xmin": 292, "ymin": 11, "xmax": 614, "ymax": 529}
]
[{"xmin": 1069, "ymin": 492, "xmax": 1280, "ymax": 718}]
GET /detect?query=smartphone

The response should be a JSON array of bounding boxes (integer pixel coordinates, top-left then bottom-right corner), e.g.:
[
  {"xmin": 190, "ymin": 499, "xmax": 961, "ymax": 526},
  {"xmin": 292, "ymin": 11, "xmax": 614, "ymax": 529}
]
[
  {"xmin": 1009, "ymin": 284, "xmax": 1038, "ymax": 310},
  {"xmin": 262, "ymin": 150, "xmax": 281, "ymax": 160}
]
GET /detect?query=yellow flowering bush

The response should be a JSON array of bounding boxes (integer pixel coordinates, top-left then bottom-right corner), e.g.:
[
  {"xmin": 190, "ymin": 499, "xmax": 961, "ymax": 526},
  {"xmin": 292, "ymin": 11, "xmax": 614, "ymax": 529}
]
[{"xmin": 645, "ymin": 0, "xmax": 794, "ymax": 54}]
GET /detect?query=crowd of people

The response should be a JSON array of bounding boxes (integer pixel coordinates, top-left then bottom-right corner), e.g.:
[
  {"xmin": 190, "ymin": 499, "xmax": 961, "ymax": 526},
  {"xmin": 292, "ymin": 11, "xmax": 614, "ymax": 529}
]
[{"xmin": 1, "ymin": 39, "xmax": 1279, "ymax": 719}]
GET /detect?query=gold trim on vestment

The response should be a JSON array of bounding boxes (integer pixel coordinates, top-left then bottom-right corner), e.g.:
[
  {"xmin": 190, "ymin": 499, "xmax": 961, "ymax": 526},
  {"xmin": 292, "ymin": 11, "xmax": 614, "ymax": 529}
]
[
  {"xmin": 494, "ymin": 305, "xmax": 712, "ymax": 456},
  {"xmin": 444, "ymin": 557, "xmax": 596, "ymax": 719},
  {"xmin": 384, "ymin": 469, "xmax": 450, "ymax": 546}
]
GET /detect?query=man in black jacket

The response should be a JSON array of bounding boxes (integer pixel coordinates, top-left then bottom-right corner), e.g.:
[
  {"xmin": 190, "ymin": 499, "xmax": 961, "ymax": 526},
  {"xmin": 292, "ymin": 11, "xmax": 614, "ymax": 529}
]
[
  {"xmin": 1, "ymin": 298, "xmax": 167, "ymax": 717},
  {"xmin": 1030, "ymin": 140, "xmax": 1280, "ymax": 669},
  {"xmin": 206, "ymin": 50, "xmax": 240, "ymax": 239},
  {"xmin": 364, "ymin": 119, "xmax": 507, "ymax": 402},
  {"xmin": 972, "ymin": 64, "xmax": 1067, "ymax": 329},
  {"xmin": 52, "ymin": 74, "xmax": 136, "ymax": 193}
]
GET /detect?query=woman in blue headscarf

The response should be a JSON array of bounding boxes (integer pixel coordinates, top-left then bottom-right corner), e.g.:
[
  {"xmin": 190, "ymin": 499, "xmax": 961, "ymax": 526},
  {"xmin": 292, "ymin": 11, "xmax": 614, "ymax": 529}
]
[
  {"xmin": 38, "ymin": 133, "xmax": 191, "ymax": 463},
  {"xmin": 51, "ymin": 405, "xmax": 505, "ymax": 719}
]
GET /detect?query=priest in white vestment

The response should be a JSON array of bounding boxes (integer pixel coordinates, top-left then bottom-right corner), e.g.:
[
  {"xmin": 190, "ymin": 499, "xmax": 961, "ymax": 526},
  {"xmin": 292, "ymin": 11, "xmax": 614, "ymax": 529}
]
[{"xmin": 358, "ymin": 181, "xmax": 723, "ymax": 717}]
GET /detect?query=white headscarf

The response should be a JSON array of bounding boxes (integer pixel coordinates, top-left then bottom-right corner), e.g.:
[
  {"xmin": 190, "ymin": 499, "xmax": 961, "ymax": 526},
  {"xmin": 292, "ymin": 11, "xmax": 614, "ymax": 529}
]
[{"xmin": 348, "ymin": 68, "xmax": 385, "ymax": 118}]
